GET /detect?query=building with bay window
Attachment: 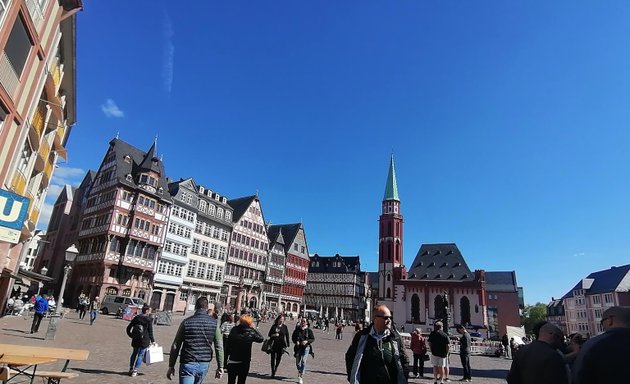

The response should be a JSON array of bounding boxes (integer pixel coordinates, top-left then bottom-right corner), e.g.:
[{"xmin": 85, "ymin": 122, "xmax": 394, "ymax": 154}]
[{"xmin": 68, "ymin": 138, "xmax": 171, "ymax": 304}]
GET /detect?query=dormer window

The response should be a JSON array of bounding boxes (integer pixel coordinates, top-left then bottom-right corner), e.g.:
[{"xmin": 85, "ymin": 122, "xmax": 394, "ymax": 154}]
[
  {"xmin": 222, "ymin": 197, "xmax": 227, "ymax": 203},
  {"xmin": 123, "ymin": 154, "xmax": 131, "ymax": 163},
  {"xmin": 126, "ymin": 174, "xmax": 133, "ymax": 182},
  {"xmin": 139, "ymin": 174, "xmax": 158, "ymax": 187}
]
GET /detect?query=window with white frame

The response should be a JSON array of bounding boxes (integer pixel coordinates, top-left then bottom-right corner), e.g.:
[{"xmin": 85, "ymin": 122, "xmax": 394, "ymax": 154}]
[
  {"xmin": 592, "ymin": 295, "xmax": 601, "ymax": 304},
  {"xmin": 225, "ymin": 211, "xmax": 231, "ymax": 221},
  {"xmin": 206, "ymin": 264, "xmax": 215, "ymax": 280},
  {"xmin": 197, "ymin": 262, "xmax": 206, "ymax": 279},
  {"xmin": 217, "ymin": 208, "xmax": 223, "ymax": 219},
  {"xmin": 604, "ymin": 293, "xmax": 613, "ymax": 304},
  {"xmin": 191, "ymin": 239, "xmax": 200, "ymax": 255},
  {"xmin": 218, "ymin": 246, "xmax": 226, "ymax": 260},
  {"xmin": 201, "ymin": 241, "xmax": 209, "ymax": 256},
  {"xmin": 186, "ymin": 260, "xmax": 197, "ymax": 277},
  {"xmin": 199, "ymin": 200, "xmax": 206, "ymax": 213},
  {"xmin": 210, "ymin": 244, "xmax": 218, "ymax": 258},
  {"xmin": 208, "ymin": 204, "xmax": 215, "ymax": 216}
]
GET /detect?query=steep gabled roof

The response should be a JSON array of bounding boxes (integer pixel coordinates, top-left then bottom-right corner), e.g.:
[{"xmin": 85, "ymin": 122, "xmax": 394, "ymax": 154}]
[
  {"xmin": 309, "ymin": 254, "xmax": 361, "ymax": 273},
  {"xmin": 407, "ymin": 243, "xmax": 474, "ymax": 281},
  {"xmin": 227, "ymin": 195, "xmax": 257, "ymax": 222},
  {"xmin": 485, "ymin": 271, "xmax": 518, "ymax": 292},
  {"xmin": 108, "ymin": 138, "xmax": 171, "ymax": 203},
  {"xmin": 563, "ymin": 264, "xmax": 630, "ymax": 298},
  {"xmin": 268, "ymin": 227, "xmax": 286, "ymax": 249},
  {"xmin": 267, "ymin": 223, "xmax": 302, "ymax": 254},
  {"xmin": 138, "ymin": 142, "xmax": 161, "ymax": 173}
]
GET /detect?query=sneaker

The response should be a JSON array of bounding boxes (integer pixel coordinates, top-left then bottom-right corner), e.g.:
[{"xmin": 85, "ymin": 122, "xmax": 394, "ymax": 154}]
[
  {"xmin": 298, "ymin": 377, "xmax": 303, "ymax": 384},
  {"xmin": 130, "ymin": 370, "xmax": 138, "ymax": 377}
]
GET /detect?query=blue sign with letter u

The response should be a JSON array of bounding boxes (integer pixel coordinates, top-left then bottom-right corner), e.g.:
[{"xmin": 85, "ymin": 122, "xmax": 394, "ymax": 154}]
[{"xmin": 0, "ymin": 188, "xmax": 30, "ymax": 230}]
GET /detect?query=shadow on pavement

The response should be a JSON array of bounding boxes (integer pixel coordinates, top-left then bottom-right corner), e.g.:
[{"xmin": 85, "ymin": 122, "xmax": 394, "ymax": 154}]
[
  {"xmin": 71, "ymin": 367, "xmax": 130, "ymax": 376},
  {"xmin": 1, "ymin": 328, "xmax": 28, "ymax": 333},
  {"xmin": 308, "ymin": 369, "xmax": 346, "ymax": 377},
  {"xmin": 445, "ymin": 366, "xmax": 509, "ymax": 380}
]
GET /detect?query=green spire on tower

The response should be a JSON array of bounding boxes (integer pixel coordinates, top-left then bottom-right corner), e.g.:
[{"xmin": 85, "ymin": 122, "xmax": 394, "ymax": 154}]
[{"xmin": 383, "ymin": 154, "xmax": 399, "ymax": 201}]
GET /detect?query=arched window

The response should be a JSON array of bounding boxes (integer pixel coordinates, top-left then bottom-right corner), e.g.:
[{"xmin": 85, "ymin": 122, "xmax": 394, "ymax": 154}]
[
  {"xmin": 199, "ymin": 200, "xmax": 206, "ymax": 213},
  {"xmin": 122, "ymin": 288, "xmax": 132, "ymax": 297},
  {"xmin": 434, "ymin": 294, "xmax": 447, "ymax": 323},
  {"xmin": 460, "ymin": 296, "xmax": 471, "ymax": 325},
  {"xmin": 105, "ymin": 286, "xmax": 118, "ymax": 295},
  {"xmin": 208, "ymin": 205, "xmax": 216, "ymax": 216},
  {"xmin": 387, "ymin": 273, "xmax": 391, "ymax": 282},
  {"xmin": 386, "ymin": 288, "xmax": 391, "ymax": 298},
  {"xmin": 411, "ymin": 294, "xmax": 420, "ymax": 323}
]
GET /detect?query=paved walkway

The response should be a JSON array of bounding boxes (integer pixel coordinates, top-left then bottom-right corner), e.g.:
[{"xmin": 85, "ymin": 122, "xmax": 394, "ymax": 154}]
[{"xmin": 0, "ymin": 311, "xmax": 511, "ymax": 383}]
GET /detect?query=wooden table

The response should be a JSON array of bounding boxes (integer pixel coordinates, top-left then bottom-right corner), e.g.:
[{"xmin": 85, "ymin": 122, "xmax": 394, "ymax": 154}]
[{"xmin": 0, "ymin": 354, "xmax": 58, "ymax": 383}]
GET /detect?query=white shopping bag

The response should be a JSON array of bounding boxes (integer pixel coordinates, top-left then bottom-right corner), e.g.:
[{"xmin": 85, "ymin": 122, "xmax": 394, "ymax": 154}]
[{"xmin": 144, "ymin": 344, "xmax": 164, "ymax": 364}]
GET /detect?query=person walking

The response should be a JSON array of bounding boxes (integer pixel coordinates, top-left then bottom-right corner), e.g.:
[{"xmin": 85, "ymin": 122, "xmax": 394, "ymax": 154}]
[
  {"xmin": 292, "ymin": 318, "xmax": 315, "ymax": 384},
  {"xmin": 336, "ymin": 322, "xmax": 343, "ymax": 340},
  {"xmin": 268, "ymin": 314, "xmax": 290, "ymax": 378},
  {"xmin": 77, "ymin": 293, "xmax": 88, "ymax": 320},
  {"xmin": 506, "ymin": 322, "xmax": 568, "ymax": 384},
  {"xmin": 501, "ymin": 334, "xmax": 510, "ymax": 358},
  {"xmin": 29, "ymin": 293, "xmax": 49, "ymax": 334},
  {"xmin": 221, "ymin": 313, "xmax": 236, "ymax": 369},
  {"xmin": 89, "ymin": 296, "xmax": 100, "ymax": 325},
  {"xmin": 410, "ymin": 328, "xmax": 427, "ymax": 378},
  {"xmin": 167, "ymin": 297, "xmax": 224, "ymax": 383},
  {"xmin": 428, "ymin": 321, "xmax": 450, "ymax": 384},
  {"xmin": 455, "ymin": 324, "xmax": 472, "ymax": 382},
  {"xmin": 125, "ymin": 305, "xmax": 154, "ymax": 377},
  {"xmin": 572, "ymin": 306, "xmax": 630, "ymax": 384},
  {"xmin": 225, "ymin": 314, "xmax": 264, "ymax": 384},
  {"xmin": 345, "ymin": 304, "xmax": 409, "ymax": 384}
]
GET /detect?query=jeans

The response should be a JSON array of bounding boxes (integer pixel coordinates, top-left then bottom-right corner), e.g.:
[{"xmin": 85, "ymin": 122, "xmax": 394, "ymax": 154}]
[
  {"xmin": 295, "ymin": 345, "xmax": 310, "ymax": 374},
  {"xmin": 179, "ymin": 362, "xmax": 210, "ymax": 384},
  {"xmin": 129, "ymin": 347, "xmax": 147, "ymax": 371},
  {"xmin": 90, "ymin": 310, "xmax": 97, "ymax": 325},
  {"xmin": 460, "ymin": 353, "xmax": 471, "ymax": 379},
  {"xmin": 227, "ymin": 361, "xmax": 250, "ymax": 384},
  {"xmin": 30, "ymin": 312, "xmax": 44, "ymax": 333},
  {"xmin": 271, "ymin": 349, "xmax": 284, "ymax": 375}
]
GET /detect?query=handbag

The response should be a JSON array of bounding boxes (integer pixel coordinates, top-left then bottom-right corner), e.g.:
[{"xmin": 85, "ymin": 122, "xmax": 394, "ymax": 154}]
[
  {"xmin": 144, "ymin": 344, "xmax": 164, "ymax": 364},
  {"xmin": 423, "ymin": 354, "xmax": 430, "ymax": 361},
  {"xmin": 261, "ymin": 338, "xmax": 275, "ymax": 354}
]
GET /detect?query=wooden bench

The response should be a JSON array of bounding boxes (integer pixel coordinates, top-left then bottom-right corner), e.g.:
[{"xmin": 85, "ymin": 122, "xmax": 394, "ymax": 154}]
[{"xmin": 0, "ymin": 344, "xmax": 89, "ymax": 383}]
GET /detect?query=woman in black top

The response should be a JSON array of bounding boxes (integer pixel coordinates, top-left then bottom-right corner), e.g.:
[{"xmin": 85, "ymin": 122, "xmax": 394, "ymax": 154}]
[
  {"xmin": 268, "ymin": 314, "xmax": 290, "ymax": 377},
  {"xmin": 292, "ymin": 318, "xmax": 315, "ymax": 384},
  {"xmin": 226, "ymin": 314, "xmax": 264, "ymax": 384}
]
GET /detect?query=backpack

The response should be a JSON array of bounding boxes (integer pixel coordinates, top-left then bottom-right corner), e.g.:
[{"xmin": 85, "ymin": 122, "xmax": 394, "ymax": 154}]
[{"xmin": 131, "ymin": 322, "xmax": 144, "ymax": 340}]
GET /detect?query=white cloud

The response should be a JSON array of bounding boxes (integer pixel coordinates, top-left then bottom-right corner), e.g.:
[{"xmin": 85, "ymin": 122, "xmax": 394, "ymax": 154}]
[
  {"xmin": 101, "ymin": 99, "xmax": 125, "ymax": 118},
  {"xmin": 162, "ymin": 9, "xmax": 175, "ymax": 95},
  {"xmin": 37, "ymin": 202, "xmax": 54, "ymax": 230}
]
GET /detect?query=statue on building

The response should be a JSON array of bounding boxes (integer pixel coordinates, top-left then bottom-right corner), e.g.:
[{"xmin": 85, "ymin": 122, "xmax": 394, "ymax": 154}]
[{"xmin": 434, "ymin": 291, "xmax": 450, "ymax": 332}]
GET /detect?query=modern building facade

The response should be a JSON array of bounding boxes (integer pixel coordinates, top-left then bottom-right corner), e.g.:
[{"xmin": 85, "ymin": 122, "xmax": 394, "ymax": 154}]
[
  {"xmin": 485, "ymin": 271, "xmax": 522, "ymax": 338},
  {"xmin": 0, "ymin": 0, "xmax": 82, "ymax": 313},
  {"xmin": 68, "ymin": 138, "xmax": 172, "ymax": 305},
  {"xmin": 225, "ymin": 195, "xmax": 269, "ymax": 311},
  {"xmin": 304, "ymin": 254, "xmax": 366, "ymax": 321}
]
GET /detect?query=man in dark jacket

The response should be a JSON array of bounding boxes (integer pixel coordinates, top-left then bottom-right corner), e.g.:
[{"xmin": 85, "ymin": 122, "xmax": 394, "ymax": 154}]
[
  {"xmin": 572, "ymin": 306, "xmax": 630, "ymax": 384},
  {"xmin": 167, "ymin": 297, "xmax": 224, "ymax": 383},
  {"xmin": 225, "ymin": 314, "xmax": 264, "ymax": 384},
  {"xmin": 126, "ymin": 305, "xmax": 155, "ymax": 377},
  {"xmin": 345, "ymin": 304, "xmax": 409, "ymax": 384},
  {"xmin": 456, "ymin": 324, "xmax": 472, "ymax": 382},
  {"xmin": 506, "ymin": 322, "xmax": 568, "ymax": 384}
]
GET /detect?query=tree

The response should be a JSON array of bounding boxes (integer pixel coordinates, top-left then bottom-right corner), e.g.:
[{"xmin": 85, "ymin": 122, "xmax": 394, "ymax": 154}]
[{"xmin": 521, "ymin": 303, "xmax": 547, "ymax": 334}]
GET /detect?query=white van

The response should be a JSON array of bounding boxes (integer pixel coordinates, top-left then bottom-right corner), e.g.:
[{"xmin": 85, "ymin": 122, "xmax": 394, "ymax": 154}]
[{"xmin": 100, "ymin": 295, "xmax": 144, "ymax": 315}]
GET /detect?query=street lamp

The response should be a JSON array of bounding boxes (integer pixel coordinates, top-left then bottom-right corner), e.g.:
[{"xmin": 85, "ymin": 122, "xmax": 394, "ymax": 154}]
[{"xmin": 45, "ymin": 244, "xmax": 78, "ymax": 340}]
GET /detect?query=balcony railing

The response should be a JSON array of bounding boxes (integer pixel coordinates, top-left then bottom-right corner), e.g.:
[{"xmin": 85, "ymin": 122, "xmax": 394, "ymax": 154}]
[{"xmin": 0, "ymin": 51, "xmax": 18, "ymax": 97}]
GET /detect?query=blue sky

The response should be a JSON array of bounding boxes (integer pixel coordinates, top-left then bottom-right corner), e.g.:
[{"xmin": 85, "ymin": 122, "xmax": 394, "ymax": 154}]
[{"xmin": 41, "ymin": 1, "xmax": 630, "ymax": 305}]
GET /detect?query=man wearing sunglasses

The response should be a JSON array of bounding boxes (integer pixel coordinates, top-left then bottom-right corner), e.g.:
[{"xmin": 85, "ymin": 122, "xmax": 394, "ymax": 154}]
[
  {"xmin": 345, "ymin": 304, "xmax": 409, "ymax": 384},
  {"xmin": 572, "ymin": 306, "xmax": 630, "ymax": 384}
]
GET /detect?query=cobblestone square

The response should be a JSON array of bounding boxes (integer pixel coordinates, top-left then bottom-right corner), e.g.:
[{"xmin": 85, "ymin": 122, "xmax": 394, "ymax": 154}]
[{"xmin": 0, "ymin": 313, "xmax": 511, "ymax": 383}]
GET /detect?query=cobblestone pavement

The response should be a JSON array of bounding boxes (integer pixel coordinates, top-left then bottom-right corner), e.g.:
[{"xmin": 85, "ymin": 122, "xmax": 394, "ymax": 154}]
[{"xmin": 0, "ymin": 312, "xmax": 511, "ymax": 383}]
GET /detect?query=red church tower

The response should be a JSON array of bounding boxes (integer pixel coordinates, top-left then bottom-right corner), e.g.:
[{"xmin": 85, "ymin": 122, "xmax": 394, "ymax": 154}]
[{"xmin": 378, "ymin": 155, "xmax": 406, "ymax": 301}]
